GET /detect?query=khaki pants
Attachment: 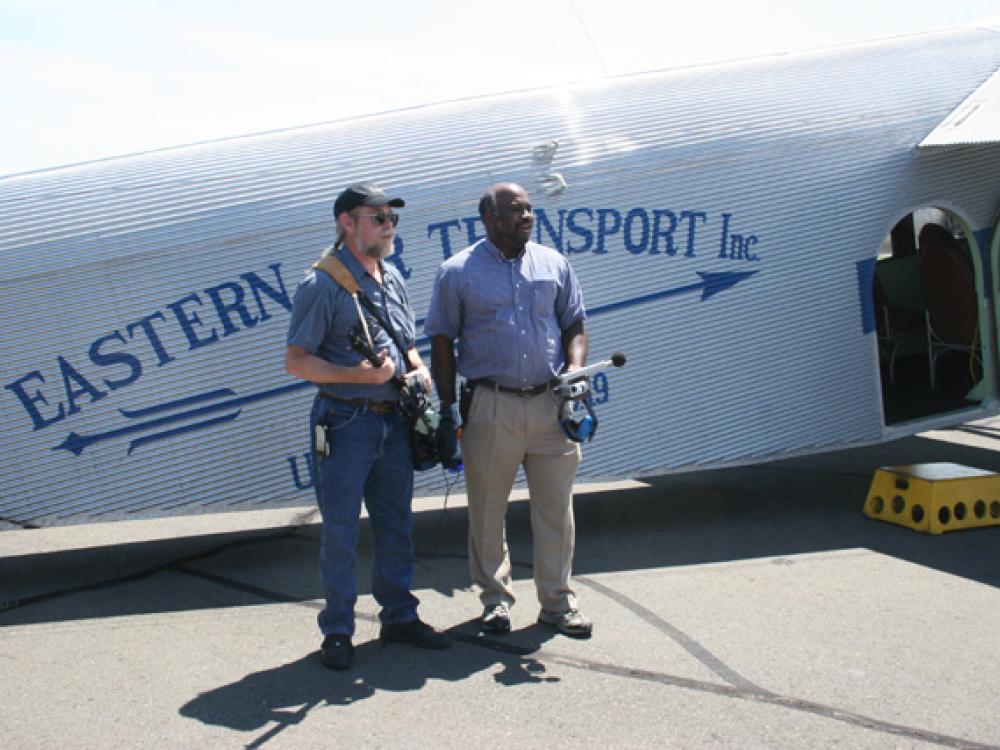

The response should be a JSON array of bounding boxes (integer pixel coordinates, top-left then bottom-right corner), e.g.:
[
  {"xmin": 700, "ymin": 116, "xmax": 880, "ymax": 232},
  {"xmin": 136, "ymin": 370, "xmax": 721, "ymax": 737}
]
[{"xmin": 461, "ymin": 386, "xmax": 581, "ymax": 612}]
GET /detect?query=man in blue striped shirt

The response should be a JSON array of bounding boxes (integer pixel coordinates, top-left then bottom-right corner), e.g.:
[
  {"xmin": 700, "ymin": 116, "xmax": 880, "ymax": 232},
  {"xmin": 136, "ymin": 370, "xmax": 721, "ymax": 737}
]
[
  {"xmin": 425, "ymin": 182, "xmax": 593, "ymax": 638},
  {"xmin": 286, "ymin": 182, "xmax": 450, "ymax": 670}
]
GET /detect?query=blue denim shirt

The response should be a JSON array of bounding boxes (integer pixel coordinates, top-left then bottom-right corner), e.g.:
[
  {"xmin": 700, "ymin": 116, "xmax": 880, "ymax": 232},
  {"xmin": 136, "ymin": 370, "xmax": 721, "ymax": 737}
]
[
  {"xmin": 286, "ymin": 247, "xmax": 414, "ymax": 401},
  {"xmin": 424, "ymin": 238, "xmax": 586, "ymax": 389}
]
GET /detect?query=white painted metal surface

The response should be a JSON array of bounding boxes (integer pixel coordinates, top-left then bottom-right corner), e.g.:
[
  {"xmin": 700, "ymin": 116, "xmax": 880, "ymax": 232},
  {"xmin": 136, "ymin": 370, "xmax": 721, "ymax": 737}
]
[
  {"xmin": 4, "ymin": 27, "xmax": 1000, "ymax": 528},
  {"xmin": 920, "ymin": 67, "xmax": 1000, "ymax": 147}
]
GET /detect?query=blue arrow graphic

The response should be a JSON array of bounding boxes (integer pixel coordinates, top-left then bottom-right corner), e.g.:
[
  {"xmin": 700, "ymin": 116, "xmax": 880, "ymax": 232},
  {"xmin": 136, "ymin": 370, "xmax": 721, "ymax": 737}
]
[
  {"xmin": 118, "ymin": 388, "xmax": 236, "ymax": 419},
  {"xmin": 55, "ymin": 381, "xmax": 310, "ymax": 456},
  {"xmin": 55, "ymin": 270, "xmax": 756, "ymax": 456},
  {"xmin": 586, "ymin": 270, "xmax": 758, "ymax": 318},
  {"xmin": 413, "ymin": 269, "xmax": 757, "ymax": 352},
  {"xmin": 126, "ymin": 410, "xmax": 242, "ymax": 455}
]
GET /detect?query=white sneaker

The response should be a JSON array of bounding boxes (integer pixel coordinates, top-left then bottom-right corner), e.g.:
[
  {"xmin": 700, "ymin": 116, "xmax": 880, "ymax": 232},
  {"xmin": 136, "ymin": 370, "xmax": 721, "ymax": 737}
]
[
  {"xmin": 537, "ymin": 608, "xmax": 593, "ymax": 638},
  {"xmin": 481, "ymin": 602, "xmax": 511, "ymax": 633}
]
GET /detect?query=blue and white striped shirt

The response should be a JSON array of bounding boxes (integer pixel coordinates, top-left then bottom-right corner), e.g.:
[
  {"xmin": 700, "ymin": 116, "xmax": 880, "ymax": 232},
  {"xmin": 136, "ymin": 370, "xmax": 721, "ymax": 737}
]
[
  {"xmin": 286, "ymin": 247, "xmax": 414, "ymax": 401},
  {"xmin": 424, "ymin": 238, "xmax": 586, "ymax": 388}
]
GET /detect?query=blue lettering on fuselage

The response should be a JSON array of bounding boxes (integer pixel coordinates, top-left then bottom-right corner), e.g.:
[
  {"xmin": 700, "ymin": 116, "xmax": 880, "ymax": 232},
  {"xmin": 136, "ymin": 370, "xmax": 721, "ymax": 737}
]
[
  {"xmin": 429, "ymin": 206, "xmax": 758, "ymax": 261},
  {"xmin": 5, "ymin": 208, "xmax": 763, "ymax": 457},
  {"xmin": 4, "ymin": 263, "xmax": 291, "ymax": 431}
]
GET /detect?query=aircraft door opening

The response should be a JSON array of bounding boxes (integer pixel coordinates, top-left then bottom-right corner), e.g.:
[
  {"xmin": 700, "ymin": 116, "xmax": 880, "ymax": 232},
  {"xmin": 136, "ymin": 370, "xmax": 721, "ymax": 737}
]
[{"xmin": 873, "ymin": 207, "xmax": 986, "ymax": 425}]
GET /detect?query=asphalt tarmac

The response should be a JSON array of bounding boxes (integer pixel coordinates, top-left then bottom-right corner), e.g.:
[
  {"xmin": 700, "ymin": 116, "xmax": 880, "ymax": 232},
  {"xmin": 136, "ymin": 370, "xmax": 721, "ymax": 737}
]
[{"xmin": 2, "ymin": 419, "xmax": 1000, "ymax": 749}]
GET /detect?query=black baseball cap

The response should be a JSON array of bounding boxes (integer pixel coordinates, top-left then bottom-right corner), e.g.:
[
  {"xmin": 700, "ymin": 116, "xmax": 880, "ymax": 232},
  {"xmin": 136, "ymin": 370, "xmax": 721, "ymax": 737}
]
[{"xmin": 333, "ymin": 181, "xmax": 405, "ymax": 217}]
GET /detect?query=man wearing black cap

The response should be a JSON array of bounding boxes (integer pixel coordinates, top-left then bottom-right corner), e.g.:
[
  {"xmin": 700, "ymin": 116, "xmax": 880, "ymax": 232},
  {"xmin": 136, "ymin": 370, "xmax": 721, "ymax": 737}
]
[{"xmin": 285, "ymin": 181, "xmax": 450, "ymax": 670}]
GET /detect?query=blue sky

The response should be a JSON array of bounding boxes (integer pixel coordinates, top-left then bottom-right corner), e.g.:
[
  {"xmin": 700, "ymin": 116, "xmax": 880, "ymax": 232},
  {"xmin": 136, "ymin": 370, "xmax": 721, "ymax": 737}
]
[{"xmin": 2, "ymin": 0, "xmax": 1000, "ymax": 175}]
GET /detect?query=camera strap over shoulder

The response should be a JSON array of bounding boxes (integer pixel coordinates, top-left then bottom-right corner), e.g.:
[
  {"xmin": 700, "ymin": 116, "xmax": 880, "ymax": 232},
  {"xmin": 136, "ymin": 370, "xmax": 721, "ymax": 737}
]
[
  {"xmin": 311, "ymin": 249, "xmax": 412, "ymax": 369},
  {"xmin": 311, "ymin": 252, "xmax": 440, "ymax": 470},
  {"xmin": 313, "ymin": 252, "xmax": 360, "ymax": 294}
]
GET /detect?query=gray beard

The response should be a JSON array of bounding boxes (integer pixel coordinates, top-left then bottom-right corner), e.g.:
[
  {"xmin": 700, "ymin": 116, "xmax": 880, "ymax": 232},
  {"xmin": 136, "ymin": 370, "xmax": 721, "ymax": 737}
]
[{"xmin": 363, "ymin": 241, "xmax": 393, "ymax": 260}]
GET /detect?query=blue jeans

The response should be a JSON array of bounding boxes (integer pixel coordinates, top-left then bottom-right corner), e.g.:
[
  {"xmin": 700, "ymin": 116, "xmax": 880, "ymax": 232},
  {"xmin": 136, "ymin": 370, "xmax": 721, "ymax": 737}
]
[{"xmin": 310, "ymin": 395, "xmax": 420, "ymax": 636}]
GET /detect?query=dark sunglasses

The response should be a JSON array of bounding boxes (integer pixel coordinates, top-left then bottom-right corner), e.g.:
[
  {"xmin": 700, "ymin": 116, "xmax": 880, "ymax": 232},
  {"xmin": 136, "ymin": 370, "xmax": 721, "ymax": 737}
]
[{"xmin": 361, "ymin": 210, "xmax": 399, "ymax": 227}]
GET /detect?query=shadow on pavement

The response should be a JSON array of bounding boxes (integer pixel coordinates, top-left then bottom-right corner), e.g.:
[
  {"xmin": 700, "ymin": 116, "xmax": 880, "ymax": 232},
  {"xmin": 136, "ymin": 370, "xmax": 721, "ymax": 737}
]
[{"xmin": 178, "ymin": 619, "xmax": 557, "ymax": 745}]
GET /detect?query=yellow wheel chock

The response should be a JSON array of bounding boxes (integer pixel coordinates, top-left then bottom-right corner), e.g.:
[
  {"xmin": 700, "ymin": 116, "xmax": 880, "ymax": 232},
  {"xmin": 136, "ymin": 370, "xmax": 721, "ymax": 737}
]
[{"xmin": 864, "ymin": 463, "xmax": 1000, "ymax": 534}]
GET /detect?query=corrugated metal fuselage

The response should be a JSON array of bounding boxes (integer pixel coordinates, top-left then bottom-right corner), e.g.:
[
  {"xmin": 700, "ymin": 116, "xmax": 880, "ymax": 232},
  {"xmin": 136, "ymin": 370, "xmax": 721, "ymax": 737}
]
[{"xmin": 4, "ymin": 27, "xmax": 1000, "ymax": 528}]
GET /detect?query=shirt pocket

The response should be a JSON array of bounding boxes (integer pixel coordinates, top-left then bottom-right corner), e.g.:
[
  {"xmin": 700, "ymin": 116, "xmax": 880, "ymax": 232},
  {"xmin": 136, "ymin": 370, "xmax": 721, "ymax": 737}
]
[{"xmin": 531, "ymin": 278, "xmax": 558, "ymax": 315}]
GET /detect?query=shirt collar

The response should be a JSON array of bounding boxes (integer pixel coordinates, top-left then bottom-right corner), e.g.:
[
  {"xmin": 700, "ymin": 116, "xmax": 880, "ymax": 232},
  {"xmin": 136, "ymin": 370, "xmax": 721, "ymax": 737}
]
[
  {"xmin": 336, "ymin": 245, "xmax": 385, "ymax": 286},
  {"xmin": 482, "ymin": 237, "xmax": 527, "ymax": 263}
]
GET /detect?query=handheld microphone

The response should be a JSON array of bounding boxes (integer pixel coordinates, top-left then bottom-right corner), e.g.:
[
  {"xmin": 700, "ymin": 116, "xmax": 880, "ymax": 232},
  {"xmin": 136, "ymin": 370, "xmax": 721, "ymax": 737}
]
[
  {"xmin": 556, "ymin": 352, "xmax": 626, "ymax": 383},
  {"xmin": 555, "ymin": 352, "xmax": 627, "ymax": 442},
  {"xmin": 554, "ymin": 352, "xmax": 626, "ymax": 399}
]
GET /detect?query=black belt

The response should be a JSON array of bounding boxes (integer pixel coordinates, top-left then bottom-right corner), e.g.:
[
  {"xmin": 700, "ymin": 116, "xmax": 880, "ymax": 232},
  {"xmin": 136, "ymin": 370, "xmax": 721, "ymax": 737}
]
[
  {"xmin": 471, "ymin": 379, "xmax": 554, "ymax": 397},
  {"xmin": 318, "ymin": 392, "xmax": 396, "ymax": 415}
]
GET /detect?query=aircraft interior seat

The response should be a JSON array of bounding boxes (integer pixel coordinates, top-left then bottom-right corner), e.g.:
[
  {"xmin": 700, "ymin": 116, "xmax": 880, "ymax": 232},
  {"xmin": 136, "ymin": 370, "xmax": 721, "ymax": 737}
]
[
  {"xmin": 874, "ymin": 254, "xmax": 927, "ymax": 384},
  {"xmin": 918, "ymin": 224, "xmax": 981, "ymax": 390}
]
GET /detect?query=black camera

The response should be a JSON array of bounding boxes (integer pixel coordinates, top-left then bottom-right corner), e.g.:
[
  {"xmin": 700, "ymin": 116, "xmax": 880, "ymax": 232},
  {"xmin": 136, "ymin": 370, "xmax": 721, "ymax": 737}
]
[
  {"xmin": 410, "ymin": 406, "xmax": 442, "ymax": 471},
  {"xmin": 347, "ymin": 323, "xmax": 444, "ymax": 472}
]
